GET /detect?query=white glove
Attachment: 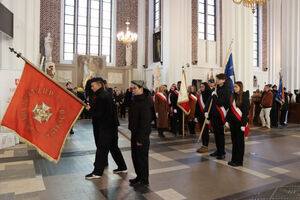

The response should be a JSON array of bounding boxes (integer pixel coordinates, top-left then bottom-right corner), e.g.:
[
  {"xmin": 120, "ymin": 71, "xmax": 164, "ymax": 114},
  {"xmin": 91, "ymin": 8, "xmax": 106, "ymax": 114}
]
[
  {"xmin": 206, "ymin": 119, "xmax": 210, "ymax": 125},
  {"xmin": 212, "ymin": 91, "xmax": 217, "ymax": 96},
  {"xmin": 225, "ymin": 122, "xmax": 229, "ymax": 128},
  {"xmin": 194, "ymin": 118, "xmax": 198, "ymax": 123},
  {"xmin": 174, "ymin": 109, "xmax": 177, "ymax": 113},
  {"xmin": 241, "ymin": 126, "xmax": 245, "ymax": 132},
  {"xmin": 204, "ymin": 112, "xmax": 209, "ymax": 119},
  {"xmin": 156, "ymin": 113, "xmax": 158, "ymax": 118}
]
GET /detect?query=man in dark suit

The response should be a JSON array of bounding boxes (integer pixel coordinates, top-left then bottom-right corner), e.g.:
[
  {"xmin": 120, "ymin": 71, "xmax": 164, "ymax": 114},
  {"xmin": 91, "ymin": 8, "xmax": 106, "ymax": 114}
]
[{"xmin": 85, "ymin": 78, "xmax": 127, "ymax": 179}]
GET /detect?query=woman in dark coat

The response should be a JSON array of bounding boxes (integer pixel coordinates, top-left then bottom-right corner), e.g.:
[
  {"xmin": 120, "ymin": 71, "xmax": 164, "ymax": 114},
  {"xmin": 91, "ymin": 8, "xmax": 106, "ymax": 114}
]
[
  {"xmin": 128, "ymin": 80, "xmax": 153, "ymax": 187},
  {"xmin": 195, "ymin": 82, "xmax": 212, "ymax": 153},
  {"xmin": 154, "ymin": 85, "xmax": 169, "ymax": 138},
  {"xmin": 226, "ymin": 81, "xmax": 250, "ymax": 167}
]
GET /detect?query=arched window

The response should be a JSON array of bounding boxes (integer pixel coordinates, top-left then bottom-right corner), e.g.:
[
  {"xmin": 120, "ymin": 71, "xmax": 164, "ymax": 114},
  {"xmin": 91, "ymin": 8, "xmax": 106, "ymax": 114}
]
[
  {"xmin": 62, "ymin": 0, "xmax": 113, "ymax": 63},
  {"xmin": 198, "ymin": 0, "xmax": 216, "ymax": 41}
]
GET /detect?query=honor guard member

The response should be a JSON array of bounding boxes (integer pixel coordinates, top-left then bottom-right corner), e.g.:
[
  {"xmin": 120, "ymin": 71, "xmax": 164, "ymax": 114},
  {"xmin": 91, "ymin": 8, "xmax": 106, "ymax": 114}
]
[
  {"xmin": 205, "ymin": 73, "xmax": 231, "ymax": 160},
  {"xmin": 85, "ymin": 77, "xmax": 127, "ymax": 179},
  {"xmin": 187, "ymin": 86, "xmax": 198, "ymax": 135},
  {"xmin": 195, "ymin": 82, "xmax": 212, "ymax": 153},
  {"xmin": 154, "ymin": 85, "xmax": 169, "ymax": 138},
  {"xmin": 129, "ymin": 80, "xmax": 153, "ymax": 187},
  {"xmin": 226, "ymin": 82, "xmax": 250, "ymax": 167},
  {"xmin": 280, "ymin": 88, "xmax": 288, "ymax": 127},
  {"xmin": 169, "ymin": 81, "xmax": 183, "ymax": 135},
  {"xmin": 270, "ymin": 85, "xmax": 279, "ymax": 127}
]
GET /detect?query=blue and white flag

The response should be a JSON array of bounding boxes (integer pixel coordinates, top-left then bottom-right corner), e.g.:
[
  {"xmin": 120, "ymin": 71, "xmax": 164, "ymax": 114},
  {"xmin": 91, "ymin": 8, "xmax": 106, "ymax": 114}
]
[
  {"xmin": 224, "ymin": 53, "xmax": 235, "ymax": 93},
  {"xmin": 275, "ymin": 77, "xmax": 285, "ymax": 105}
]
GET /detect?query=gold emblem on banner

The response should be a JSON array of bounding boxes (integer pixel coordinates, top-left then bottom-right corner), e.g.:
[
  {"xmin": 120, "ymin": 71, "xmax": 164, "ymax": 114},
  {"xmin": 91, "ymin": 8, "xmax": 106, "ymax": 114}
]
[{"xmin": 32, "ymin": 102, "xmax": 53, "ymax": 123}]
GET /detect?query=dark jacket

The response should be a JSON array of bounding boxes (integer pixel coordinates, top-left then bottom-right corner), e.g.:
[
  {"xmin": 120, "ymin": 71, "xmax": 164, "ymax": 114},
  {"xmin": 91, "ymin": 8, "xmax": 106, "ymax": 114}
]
[
  {"xmin": 205, "ymin": 80, "xmax": 231, "ymax": 119},
  {"xmin": 295, "ymin": 90, "xmax": 300, "ymax": 103},
  {"xmin": 226, "ymin": 91, "xmax": 250, "ymax": 127},
  {"xmin": 90, "ymin": 87, "xmax": 119, "ymax": 129},
  {"xmin": 128, "ymin": 93, "xmax": 153, "ymax": 143},
  {"xmin": 169, "ymin": 89, "xmax": 180, "ymax": 112},
  {"xmin": 281, "ymin": 92, "xmax": 289, "ymax": 111},
  {"xmin": 195, "ymin": 87, "xmax": 212, "ymax": 121},
  {"xmin": 85, "ymin": 79, "xmax": 93, "ymax": 101}
]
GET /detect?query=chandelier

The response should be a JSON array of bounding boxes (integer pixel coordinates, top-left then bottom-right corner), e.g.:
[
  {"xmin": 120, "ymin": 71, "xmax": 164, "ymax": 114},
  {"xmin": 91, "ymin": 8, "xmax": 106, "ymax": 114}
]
[
  {"xmin": 233, "ymin": 0, "xmax": 268, "ymax": 13},
  {"xmin": 117, "ymin": 21, "xmax": 137, "ymax": 45}
]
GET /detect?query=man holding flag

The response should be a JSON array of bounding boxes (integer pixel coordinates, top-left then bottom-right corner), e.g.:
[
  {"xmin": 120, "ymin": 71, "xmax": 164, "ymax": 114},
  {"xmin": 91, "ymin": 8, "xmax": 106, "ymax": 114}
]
[{"xmin": 275, "ymin": 75, "xmax": 287, "ymax": 128}]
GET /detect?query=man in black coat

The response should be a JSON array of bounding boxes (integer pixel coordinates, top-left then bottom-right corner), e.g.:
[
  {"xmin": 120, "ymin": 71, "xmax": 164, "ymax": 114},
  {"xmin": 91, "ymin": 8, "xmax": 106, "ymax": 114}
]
[
  {"xmin": 270, "ymin": 85, "xmax": 279, "ymax": 127},
  {"xmin": 128, "ymin": 80, "xmax": 153, "ymax": 187},
  {"xmin": 85, "ymin": 78, "xmax": 127, "ymax": 179},
  {"xmin": 205, "ymin": 73, "xmax": 231, "ymax": 160},
  {"xmin": 295, "ymin": 89, "xmax": 300, "ymax": 103},
  {"xmin": 280, "ymin": 88, "xmax": 289, "ymax": 127}
]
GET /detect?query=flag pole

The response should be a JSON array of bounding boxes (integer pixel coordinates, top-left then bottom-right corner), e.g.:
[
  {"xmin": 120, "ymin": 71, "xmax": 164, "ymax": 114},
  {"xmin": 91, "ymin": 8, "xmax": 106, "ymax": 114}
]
[
  {"xmin": 118, "ymin": 129, "xmax": 131, "ymax": 141},
  {"xmin": 197, "ymin": 39, "xmax": 234, "ymax": 143},
  {"xmin": 8, "ymin": 47, "xmax": 87, "ymax": 107}
]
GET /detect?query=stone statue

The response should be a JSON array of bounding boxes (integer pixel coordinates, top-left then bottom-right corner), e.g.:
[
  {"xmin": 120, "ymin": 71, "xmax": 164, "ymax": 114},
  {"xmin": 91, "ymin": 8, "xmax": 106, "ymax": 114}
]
[
  {"xmin": 125, "ymin": 44, "xmax": 132, "ymax": 66},
  {"xmin": 44, "ymin": 32, "xmax": 53, "ymax": 62},
  {"xmin": 153, "ymin": 64, "xmax": 161, "ymax": 89}
]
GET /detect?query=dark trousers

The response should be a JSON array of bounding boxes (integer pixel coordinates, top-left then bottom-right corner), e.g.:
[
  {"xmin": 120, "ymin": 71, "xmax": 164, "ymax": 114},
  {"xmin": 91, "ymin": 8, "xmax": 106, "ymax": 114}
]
[
  {"xmin": 188, "ymin": 121, "xmax": 196, "ymax": 134},
  {"xmin": 199, "ymin": 120, "xmax": 209, "ymax": 147},
  {"xmin": 131, "ymin": 137, "xmax": 150, "ymax": 184},
  {"xmin": 120, "ymin": 105, "xmax": 126, "ymax": 118},
  {"xmin": 280, "ymin": 109, "xmax": 288, "ymax": 125},
  {"xmin": 230, "ymin": 123, "xmax": 245, "ymax": 165},
  {"xmin": 211, "ymin": 116, "xmax": 225, "ymax": 155},
  {"xmin": 270, "ymin": 108, "xmax": 278, "ymax": 127},
  {"xmin": 172, "ymin": 110, "xmax": 183, "ymax": 135},
  {"xmin": 93, "ymin": 127, "xmax": 127, "ymax": 175}
]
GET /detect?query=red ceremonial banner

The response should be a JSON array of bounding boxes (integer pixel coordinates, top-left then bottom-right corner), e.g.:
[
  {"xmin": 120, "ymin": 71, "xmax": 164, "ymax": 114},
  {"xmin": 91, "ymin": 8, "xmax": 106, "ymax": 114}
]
[{"xmin": 1, "ymin": 62, "xmax": 84, "ymax": 163}]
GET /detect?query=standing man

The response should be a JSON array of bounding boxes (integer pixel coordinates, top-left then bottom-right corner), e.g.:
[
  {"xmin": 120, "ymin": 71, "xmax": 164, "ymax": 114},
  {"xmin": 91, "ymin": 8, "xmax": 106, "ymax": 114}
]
[
  {"xmin": 270, "ymin": 85, "xmax": 279, "ymax": 128},
  {"xmin": 259, "ymin": 85, "xmax": 273, "ymax": 130},
  {"xmin": 280, "ymin": 88, "xmax": 288, "ymax": 127},
  {"xmin": 205, "ymin": 74, "xmax": 231, "ymax": 160},
  {"xmin": 85, "ymin": 78, "xmax": 127, "ymax": 179},
  {"xmin": 129, "ymin": 80, "xmax": 153, "ymax": 187}
]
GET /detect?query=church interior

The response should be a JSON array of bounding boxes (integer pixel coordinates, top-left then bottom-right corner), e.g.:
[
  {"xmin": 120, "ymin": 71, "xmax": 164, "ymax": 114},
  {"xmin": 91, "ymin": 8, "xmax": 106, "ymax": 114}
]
[{"xmin": 0, "ymin": 0, "xmax": 300, "ymax": 199}]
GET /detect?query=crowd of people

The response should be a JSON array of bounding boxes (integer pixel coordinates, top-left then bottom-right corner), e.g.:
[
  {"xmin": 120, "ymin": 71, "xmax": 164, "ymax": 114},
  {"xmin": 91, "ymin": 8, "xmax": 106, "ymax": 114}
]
[{"xmin": 63, "ymin": 73, "xmax": 298, "ymax": 187}]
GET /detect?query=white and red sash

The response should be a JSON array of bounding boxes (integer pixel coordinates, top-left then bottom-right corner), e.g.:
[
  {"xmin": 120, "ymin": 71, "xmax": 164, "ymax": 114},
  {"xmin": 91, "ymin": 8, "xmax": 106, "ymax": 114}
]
[
  {"xmin": 189, "ymin": 93, "xmax": 197, "ymax": 102},
  {"xmin": 198, "ymin": 94, "xmax": 205, "ymax": 114},
  {"xmin": 168, "ymin": 93, "xmax": 173, "ymax": 115},
  {"xmin": 156, "ymin": 92, "xmax": 168, "ymax": 103},
  {"xmin": 231, "ymin": 100, "xmax": 250, "ymax": 136},
  {"xmin": 172, "ymin": 89, "xmax": 179, "ymax": 96},
  {"xmin": 215, "ymin": 104, "xmax": 227, "ymax": 124}
]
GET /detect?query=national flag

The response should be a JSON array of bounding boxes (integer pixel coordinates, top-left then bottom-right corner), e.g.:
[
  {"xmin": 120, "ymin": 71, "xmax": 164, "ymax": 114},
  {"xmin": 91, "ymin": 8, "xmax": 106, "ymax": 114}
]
[
  {"xmin": 0, "ymin": 62, "xmax": 84, "ymax": 163},
  {"xmin": 275, "ymin": 77, "xmax": 285, "ymax": 105},
  {"xmin": 224, "ymin": 53, "xmax": 235, "ymax": 93},
  {"xmin": 177, "ymin": 69, "xmax": 190, "ymax": 114}
]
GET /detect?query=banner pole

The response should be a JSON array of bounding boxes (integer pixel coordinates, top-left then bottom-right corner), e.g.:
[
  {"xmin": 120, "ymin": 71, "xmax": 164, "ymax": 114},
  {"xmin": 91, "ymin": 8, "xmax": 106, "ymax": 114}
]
[{"xmin": 182, "ymin": 112, "xmax": 185, "ymax": 138}]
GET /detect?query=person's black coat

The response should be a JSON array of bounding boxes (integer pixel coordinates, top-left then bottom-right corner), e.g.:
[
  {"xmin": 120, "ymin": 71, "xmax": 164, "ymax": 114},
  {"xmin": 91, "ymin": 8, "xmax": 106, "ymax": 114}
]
[
  {"xmin": 281, "ymin": 92, "xmax": 289, "ymax": 111},
  {"xmin": 295, "ymin": 90, "xmax": 300, "ymax": 103},
  {"xmin": 195, "ymin": 85, "xmax": 212, "ymax": 121},
  {"xmin": 89, "ymin": 87, "xmax": 119, "ymax": 129},
  {"xmin": 226, "ymin": 91, "xmax": 250, "ymax": 127},
  {"xmin": 128, "ymin": 93, "xmax": 153, "ymax": 143},
  {"xmin": 125, "ymin": 89, "xmax": 133, "ymax": 107},
  {"xmin": 85, "ymin": 79, "xmax": 93, "ymax": 101},
  {"xmin": 205, "ymin": 80, "xmax": 231, "ymax": 118},
  {"xmin": 272, "ymin": 90, "xmax": 279, "ymax": 110},
  {"xmin": 77, "ymin": 91, "xmax": 86, "ymax": 102},
  {"xmin": 169, "ymin": 89, "xmax": 179, "ymax": 110}
]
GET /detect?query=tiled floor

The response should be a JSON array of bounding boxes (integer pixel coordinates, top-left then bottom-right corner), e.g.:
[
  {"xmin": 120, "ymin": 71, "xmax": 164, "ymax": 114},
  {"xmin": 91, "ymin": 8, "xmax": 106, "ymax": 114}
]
[{"xmin": 1, "ymin": 119, "xmax": 300, "ymax": 200}]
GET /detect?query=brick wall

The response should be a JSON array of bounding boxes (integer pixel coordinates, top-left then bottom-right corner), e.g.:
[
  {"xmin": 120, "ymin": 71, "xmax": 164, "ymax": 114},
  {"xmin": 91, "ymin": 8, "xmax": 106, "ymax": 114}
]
[
  {"xmin": 191, "ymin": 0, "xmax": 198, "ymax": 64},
  {"xmin": 262, "ymin": 4, "xmax": 268, "ymax": 71},
  {"xmin": 40, "ymin": 0, "xmax": 61, "ymax": 63},
  {"xmin": 116, "ymin": 0, "xmax": 138, "ymax": 68}
]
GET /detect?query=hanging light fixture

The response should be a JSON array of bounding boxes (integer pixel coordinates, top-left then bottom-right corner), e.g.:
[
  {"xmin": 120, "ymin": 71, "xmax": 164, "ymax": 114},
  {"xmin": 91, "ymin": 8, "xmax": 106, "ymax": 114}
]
[
  {"xmin": 117, "ymin": 20, "xmax": 137, "ymax": 45},
  {"xmin": 233, "ymin": 0, "xmax": 268, "ymax": 14}
]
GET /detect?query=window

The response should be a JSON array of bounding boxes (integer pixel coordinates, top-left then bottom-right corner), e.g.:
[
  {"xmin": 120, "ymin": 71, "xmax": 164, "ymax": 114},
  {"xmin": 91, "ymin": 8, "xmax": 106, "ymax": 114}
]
[
  {"xmin": 198, "ymin": 0, "xmax": 216, "ymax": 41},
  {"xmin": 253, "ymin": 8, "xmax": 259, "ymax": 67},
  {"xmin": 154, "ymin": 0, "xmax": 161, "ymax": 32},
  {"xmin": 63, "ymin": 0, "xmax": 113, "ymax": 63}
]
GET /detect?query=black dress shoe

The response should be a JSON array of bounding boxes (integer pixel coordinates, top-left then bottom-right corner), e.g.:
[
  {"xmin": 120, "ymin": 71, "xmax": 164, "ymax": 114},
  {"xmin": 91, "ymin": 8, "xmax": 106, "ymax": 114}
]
[
  {"xmin": 210, "ymin": 151, "xmax": 218, "ymax": 157},
  {"xmin": 129, "ymin": 178, "xmax": 140, "ymax": 184},
  {"xmin": 216, "ymin": 154, "xmax": 225, "ymax": 160},
  {"xmin": 130, "ymin": 180, "xmax": 149, "ymax": 187},
  {"xmin": 228, "ymin": 161, "xmax": 242, "ymax": 167}
]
